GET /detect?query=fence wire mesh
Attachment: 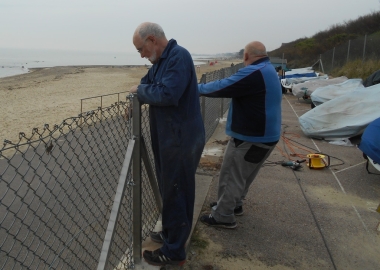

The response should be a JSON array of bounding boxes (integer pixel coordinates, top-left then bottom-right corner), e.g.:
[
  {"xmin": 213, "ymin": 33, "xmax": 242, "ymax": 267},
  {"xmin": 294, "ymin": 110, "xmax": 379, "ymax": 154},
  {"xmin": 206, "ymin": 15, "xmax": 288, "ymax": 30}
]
[
  {"xmin": 1, "ymin": 62, "xmax": 242, "ymax": 270},
  {"xmin": 319, "ymin": 35, "xmax": 380, "ymax": 74},
  {"xmin": 0, "ymin": 100, "xmax": 138, "ymax": 270},
  {"xmin": 139, "ymin": 107, "xmax": 160, "ymax": 241},
  {"xmin": 200, "ymin": 63, "xmax": 243, "ymax": 142}
]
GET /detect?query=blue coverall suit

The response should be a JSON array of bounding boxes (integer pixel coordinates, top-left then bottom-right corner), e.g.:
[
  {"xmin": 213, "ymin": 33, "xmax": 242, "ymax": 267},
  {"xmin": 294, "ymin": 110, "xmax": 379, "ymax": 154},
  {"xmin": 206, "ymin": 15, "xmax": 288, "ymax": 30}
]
[{"xmin": 136, "ymin": 39, "xmax": 205, "ymax": 260}]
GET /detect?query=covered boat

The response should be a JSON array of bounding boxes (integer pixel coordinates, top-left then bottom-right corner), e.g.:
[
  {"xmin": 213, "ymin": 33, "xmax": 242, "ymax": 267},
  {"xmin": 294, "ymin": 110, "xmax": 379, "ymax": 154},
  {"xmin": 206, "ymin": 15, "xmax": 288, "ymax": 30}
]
[
  {"xmin": 310, "ymin": 79, "xmax": 364, "ymax": 106},
  {"xmin": 363, "ymin": 69, "xmax": 380, "ymax": 87},
  {"xmin": 291, "ymin": 76, "xmax": 347, "ymax": 98},
  {"xmin": 280, "ymin": 67, "xmax": 322, "ymax": 91},
  {"xmin": 358, "ymin": 117, "xmax": 380, "ymax": 173},
  {"xmin": 283, "ymin": 67, "xmax": 317, "ymax": 79},
  {"xmin": 299, "ymin": 83, "xmax": 380, "ymax": 139}
]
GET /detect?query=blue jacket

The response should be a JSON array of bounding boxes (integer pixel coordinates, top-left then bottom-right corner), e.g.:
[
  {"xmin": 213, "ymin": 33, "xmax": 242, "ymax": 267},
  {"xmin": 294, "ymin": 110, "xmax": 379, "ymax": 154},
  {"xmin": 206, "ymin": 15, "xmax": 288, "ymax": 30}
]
[
  {"xmin": 198, "ymin": 57, "xmax": 282, "ymax": 143},
  {"xmin": 136, "ymin": 39, "xmax": 205, "ymax": 231}
]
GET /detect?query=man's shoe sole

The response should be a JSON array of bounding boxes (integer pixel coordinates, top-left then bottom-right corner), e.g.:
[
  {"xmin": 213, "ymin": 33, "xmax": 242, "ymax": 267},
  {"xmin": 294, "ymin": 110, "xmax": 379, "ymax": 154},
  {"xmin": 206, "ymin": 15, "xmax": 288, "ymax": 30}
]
[
  {"xmin": 234, "ymin": 208, "xmax": 244, "ymax": 216},
  {"xmin": 143, "ymin": 250, "xmax": 186, "ymax": 266},
  {"xmin": 200, "ymin": 214, "xmax": 237, "ymax": 229},
  {"xmin": 209, "ymin": 201, "xmax": 244, "ymax": 216},
  {"xmin": 201, "ymin": 221, "xmax": 237, "ymax": 229}
]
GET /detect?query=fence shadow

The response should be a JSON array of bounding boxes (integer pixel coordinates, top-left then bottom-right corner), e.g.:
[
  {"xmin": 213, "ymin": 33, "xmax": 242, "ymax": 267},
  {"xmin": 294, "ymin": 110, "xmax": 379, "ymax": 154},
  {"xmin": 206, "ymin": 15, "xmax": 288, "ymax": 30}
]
[{"xmin": 0, "ymin": 63, "xmax": 243, "ymax": 269}]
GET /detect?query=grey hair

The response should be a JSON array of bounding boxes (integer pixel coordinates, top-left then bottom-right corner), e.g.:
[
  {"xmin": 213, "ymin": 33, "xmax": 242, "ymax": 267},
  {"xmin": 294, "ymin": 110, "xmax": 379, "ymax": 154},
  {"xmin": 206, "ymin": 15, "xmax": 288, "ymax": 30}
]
[
  {"xmin": 252, "ymin": 48, "xmax": 267, "ymax": 56},
  {"xmin": 245, "ymin": 44, "xmax": 267, "ymax": 57},
  {"xmin": 138, "ymin": 22, "xmax": 166, "ymax": 39}
]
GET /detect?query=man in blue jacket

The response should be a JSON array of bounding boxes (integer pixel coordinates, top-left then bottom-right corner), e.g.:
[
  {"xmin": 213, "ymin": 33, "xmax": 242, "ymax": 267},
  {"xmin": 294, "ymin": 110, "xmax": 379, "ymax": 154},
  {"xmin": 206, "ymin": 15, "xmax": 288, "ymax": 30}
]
[
  {"xmin": 198, "ymin": 41, "xmax": 282, "ymax": 229},
  {"xmin": 130, "ymin": 22, "xmax": 205, "ymax": 266}
]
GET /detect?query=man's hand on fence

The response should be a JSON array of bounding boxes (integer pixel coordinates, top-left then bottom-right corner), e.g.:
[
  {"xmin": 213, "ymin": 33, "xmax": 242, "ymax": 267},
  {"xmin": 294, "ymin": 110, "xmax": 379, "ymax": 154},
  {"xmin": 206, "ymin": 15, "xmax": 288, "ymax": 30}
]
[
  {"xmin": 124, "ymin": 107, "xmax": 133, "ymax": 121},
  {"xmin": 130, "ymin": 85, "xmax": 138, "ymax": 93}
]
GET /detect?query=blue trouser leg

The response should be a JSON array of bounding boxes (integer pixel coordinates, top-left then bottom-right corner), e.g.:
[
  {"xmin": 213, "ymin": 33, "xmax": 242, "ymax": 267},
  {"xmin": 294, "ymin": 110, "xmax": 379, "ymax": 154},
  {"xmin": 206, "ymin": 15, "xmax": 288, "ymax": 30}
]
[
  {"xmin": 150, "ymin": 114, "xmax": 205, "ymax": 260},
  {"xmin": 160, "ymin": 222, "xmax": 191, "ymax": 260},
  {"xmin": 155, "ymin": 139, "xmax": 204, "ymax": 260}
]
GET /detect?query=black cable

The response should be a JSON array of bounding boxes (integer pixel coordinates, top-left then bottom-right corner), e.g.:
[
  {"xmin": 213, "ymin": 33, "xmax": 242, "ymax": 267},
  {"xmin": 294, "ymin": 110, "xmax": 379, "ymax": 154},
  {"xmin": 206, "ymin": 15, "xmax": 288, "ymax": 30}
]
[
  {"xmin": 263, "ymin": 160, "xmax": 283, "ymax": 167},
  {"xmin": 281, "ymin": 130, "xmax": 338, "ymax": 270},
  {"xmin": 282, "ymin": 134, "xmax": 346, "ymax": 167},
  {"xmin": 291, "ymin": 169, "xmax": 338, "ymax": 270},
  {"xmin": 364, "ymin": 158, "xmax": 380, "ymax": 175}
]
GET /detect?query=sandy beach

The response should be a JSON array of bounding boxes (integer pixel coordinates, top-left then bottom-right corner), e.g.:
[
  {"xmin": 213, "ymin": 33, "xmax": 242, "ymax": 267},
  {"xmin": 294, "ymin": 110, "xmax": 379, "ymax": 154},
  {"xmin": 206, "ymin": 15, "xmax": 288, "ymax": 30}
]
[{"xmin": 0, "ymin": 59, "xmax": 239, "ymax": 143}]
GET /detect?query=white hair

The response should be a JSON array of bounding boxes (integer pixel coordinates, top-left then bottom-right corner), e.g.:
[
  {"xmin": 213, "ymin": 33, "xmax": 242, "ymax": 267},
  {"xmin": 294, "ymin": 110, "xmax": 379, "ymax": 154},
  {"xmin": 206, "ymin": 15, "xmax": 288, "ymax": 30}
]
[
  {"xmin": 245, "ymin": 42, "xmax": 267, "ymax": 57},
  {"xmin": 138, "ymin": 22, "xmax": 166, "ymax": 39}
]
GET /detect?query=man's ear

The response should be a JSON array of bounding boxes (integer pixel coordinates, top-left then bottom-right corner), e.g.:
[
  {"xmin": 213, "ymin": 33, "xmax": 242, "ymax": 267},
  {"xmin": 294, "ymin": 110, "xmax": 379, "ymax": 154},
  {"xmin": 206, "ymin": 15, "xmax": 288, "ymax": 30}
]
[
  {"xmin": 148, "ymin": 35, "xmax": 156, "ymax": 44},
  {"xmin": 244, "ymin": 52, "xmax": 249, "ymax": 62}
]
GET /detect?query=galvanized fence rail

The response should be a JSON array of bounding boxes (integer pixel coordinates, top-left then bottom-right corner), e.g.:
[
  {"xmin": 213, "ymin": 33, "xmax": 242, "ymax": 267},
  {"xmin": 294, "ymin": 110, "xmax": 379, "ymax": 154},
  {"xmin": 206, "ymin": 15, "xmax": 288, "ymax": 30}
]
[
  {"xmin": 0, "ymin": 63, "xmax": 242, "ymax": 269},
  {"xmin": 1, "ymin": 100, "xmax": 134, "ymax": 269},
  {"xmin": 200, "ymin": 63, "xmax": 244, "ymax": 141},
  {"xmin": 320, "ymin": 35, "xmax": 380, "ymax": 75}
]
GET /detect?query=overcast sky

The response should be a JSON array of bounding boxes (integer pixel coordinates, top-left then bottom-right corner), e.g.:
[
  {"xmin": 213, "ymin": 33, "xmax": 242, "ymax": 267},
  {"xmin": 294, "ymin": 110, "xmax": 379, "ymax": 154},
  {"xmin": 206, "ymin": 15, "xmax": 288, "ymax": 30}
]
[{"xmin": 1, "ymin": 0, "xmax": 379, "ymax": 55}]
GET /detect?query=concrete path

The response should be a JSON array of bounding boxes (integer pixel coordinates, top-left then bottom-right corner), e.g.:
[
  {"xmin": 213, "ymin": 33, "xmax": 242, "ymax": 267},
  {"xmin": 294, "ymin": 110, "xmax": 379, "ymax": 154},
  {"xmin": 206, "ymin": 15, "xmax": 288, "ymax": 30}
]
[{"xmin": 136, "ymin": 93, "xmax": 380, "ymax": 270}]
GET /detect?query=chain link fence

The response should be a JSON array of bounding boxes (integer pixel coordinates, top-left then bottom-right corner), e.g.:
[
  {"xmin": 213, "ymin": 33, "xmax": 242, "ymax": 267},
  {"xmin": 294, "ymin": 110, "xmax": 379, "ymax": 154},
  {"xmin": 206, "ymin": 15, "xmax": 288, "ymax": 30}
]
[
  {"xmin": 0, "ymin": 100, "xmax": 160, "ymax": 270},
  {"xmin": 0, "ymin": 62, "xmax": 242, "ymax": 270},
  {"xmin": 199, "ymin": 63, "xmax": 244, "ymax": 141},
  {"xmin": 319, "ymin": 35, "xmax": 380, "ymax": 75}
]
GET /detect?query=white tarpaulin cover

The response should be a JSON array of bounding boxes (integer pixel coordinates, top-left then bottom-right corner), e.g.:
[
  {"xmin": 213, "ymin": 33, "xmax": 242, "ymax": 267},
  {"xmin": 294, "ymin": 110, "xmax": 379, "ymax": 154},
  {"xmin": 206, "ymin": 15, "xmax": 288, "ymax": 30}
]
[
  {"xmin": 280, "ymin": 67, "xmax": 319, "ymax": 90},
  {"xmin": 299, "ymin": 83, "xmax": 380, "ymax": 139},
  {"xmin": 292, "ymin": 76, "xmax": 347, "ymax": 98},
  {"xmin": 284, "ymin": 67, "xmax": 316, "ymax": 78},
  {"xmin": 284, "ymin": 75, "xmax": 329, "ymax": 87},
  {"xmin": 311, "ymin": 79, "xmax": 364, "ymax": 106}
]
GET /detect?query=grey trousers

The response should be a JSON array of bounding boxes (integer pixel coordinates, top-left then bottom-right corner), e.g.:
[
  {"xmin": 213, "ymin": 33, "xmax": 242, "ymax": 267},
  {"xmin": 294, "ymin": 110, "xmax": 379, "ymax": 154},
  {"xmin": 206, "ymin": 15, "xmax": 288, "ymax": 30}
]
[{"xmin": 211, "ymin": 137, "xmax": 276, "ymax": 223}]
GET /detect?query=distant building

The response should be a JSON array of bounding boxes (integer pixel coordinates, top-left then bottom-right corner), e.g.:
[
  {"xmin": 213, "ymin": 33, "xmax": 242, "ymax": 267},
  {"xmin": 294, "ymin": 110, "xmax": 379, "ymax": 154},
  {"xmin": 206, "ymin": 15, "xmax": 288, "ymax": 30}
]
[{"xmin": 269, "ymin": 57, "xmax": 288, "ymax": 70}]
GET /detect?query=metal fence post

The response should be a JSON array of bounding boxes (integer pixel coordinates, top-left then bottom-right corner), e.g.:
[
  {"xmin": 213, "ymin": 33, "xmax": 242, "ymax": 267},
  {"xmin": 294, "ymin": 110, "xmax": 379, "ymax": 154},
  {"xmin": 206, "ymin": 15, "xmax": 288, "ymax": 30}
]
[
  {"xmin": 80, "ymin": 99, "xmax": 83, "ymax": 125},
  {"xmin": 201, "ymin": 96, "xmax": 206, "ymax": 124},
  {"xmin": 200, "ymin": 74, "xmax": 206, "ymax": 123},
  {"xmin": 319, "ymin": 55, "xmax": 325, "ymax": 74},
  {"xmin": 281, "ymin": 53, "xmax": 284, "ymax": 69},
  {"xmin": 347, "ymin": 40, "xmax": 351, "ymax": 63},
  {"xmin": 97, "ymin": 140, "xmax": 136, "ymax": 270},
  {"xmin": 141, "ymin": 138, "xmax": 162, "ymax": 213},
  {"xmin": 220, "ymin": 98, "xmax": 224, "ymax": 119},
  {"xmin": 363, "ymin": 34, "xmax": 367, "ymax": 62},
  {"xmin": 132, "ymin": 94, "xmax": 142, "ymax": 264}
]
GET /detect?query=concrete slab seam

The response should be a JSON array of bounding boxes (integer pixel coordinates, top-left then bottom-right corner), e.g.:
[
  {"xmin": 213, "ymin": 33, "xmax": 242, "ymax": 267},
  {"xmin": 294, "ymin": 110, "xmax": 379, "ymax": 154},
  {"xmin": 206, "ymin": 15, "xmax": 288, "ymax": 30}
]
[
  {"xmin": 286, "ymin": 93, "xmax": 373, "ymax": 242},
  {"xmin": 333, "ymin": 161, "xmax": 367, "ymax": 174},
  {"xmin": 330, "ymin": 168, "xmax": 373, "ymax": 239},
  {"xmin": 284, "ymin": 95, "xmax": 300, "ymax": 118}
]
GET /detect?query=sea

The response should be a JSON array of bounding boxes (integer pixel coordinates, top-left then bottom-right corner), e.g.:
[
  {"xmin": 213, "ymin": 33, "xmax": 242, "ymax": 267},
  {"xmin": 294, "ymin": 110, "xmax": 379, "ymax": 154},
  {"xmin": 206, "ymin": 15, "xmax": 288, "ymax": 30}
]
[{"xmin": 0, "ymin": 48, "xmax": 212, "ymax": 78}]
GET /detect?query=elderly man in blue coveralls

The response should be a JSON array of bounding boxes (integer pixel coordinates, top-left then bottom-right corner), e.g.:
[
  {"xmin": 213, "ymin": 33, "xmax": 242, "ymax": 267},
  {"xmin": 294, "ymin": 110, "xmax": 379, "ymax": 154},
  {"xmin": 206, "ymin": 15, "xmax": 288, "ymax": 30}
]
[
  {"xmin": 130, "ymin": 22, "xmax": 205, "ymax": 267},
  {"xmin": 198, "ymin": 41, "xmax": 282, "ymax": 229}
]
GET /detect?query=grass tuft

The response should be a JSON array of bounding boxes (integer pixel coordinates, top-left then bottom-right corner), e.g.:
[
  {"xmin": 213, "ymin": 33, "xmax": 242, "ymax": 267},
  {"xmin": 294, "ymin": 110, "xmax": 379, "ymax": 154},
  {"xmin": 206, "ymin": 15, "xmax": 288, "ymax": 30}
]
[
  {"xmin": 190, "ymin": 229, "xmax": 209, "ymax": 250},
  {"xmin": 330, "ymin": 59, "xmax": 380, "ymax": 80}
]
